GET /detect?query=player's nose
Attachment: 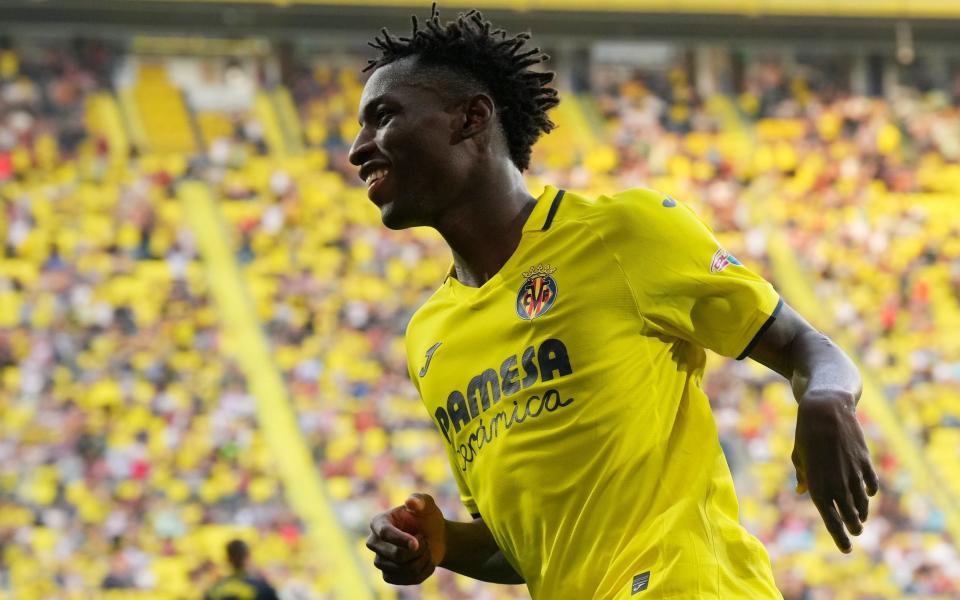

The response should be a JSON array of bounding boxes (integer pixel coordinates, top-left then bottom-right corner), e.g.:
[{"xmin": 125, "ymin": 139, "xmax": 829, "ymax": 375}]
[{"xmin": 348, "ymin": 128, "xmax": 376, "ymax": 168}]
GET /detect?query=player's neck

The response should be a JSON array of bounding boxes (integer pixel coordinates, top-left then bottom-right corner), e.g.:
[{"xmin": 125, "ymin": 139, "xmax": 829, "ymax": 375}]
[{"xmin": 436, "ymin": 164, "xmax": 535, "ymax": 288}]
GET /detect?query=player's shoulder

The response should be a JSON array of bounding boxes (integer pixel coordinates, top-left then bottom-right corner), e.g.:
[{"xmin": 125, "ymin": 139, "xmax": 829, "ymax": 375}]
[
  {"xmin": 559, "ymin": 186, "xmax": 696, "ymax": 239},
  {"xmin": 558, "ymin": 186, "xmax": 680, "ymax": 218}
]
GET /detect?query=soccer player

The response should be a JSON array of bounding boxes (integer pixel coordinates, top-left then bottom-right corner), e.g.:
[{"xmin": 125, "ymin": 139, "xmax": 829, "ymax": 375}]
[
  {"xmin": 204, "ymin": 540, "xmax": 279, "ymax": 600},
  {"xmin": 351, "ymin": 6, "xmax": 879, "ymax": 598}
]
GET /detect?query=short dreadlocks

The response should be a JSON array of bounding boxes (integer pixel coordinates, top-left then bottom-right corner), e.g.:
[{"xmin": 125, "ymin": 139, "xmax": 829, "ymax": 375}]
[{"xmin": 364, "ymin": 4, "xmax": 559, "ymax": 172}]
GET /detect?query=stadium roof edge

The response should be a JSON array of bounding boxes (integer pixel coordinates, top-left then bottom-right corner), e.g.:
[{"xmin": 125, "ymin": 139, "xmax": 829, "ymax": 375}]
[
  {"xmin": 104, "ymin": 0, "xmax": 960, "ymax": 19},
  {"xmin": 4, "ymin": 0, "xmax": 960, "ymax": 47}
]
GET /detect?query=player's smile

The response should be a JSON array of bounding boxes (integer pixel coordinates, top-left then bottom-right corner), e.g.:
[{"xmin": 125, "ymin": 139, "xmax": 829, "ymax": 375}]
[
  {"xmin": 359, "ymin": 161, "xmax": 392, "ymax": 204},
  {"xmin": 352, "ymin": 108, "xmax": 409, "ymax": 218}
]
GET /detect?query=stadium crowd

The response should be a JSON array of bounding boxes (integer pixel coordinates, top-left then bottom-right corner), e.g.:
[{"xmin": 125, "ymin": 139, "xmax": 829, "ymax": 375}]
[
  {"xmin": 0, "ymin": 43, "xmax": 327, "ymax": 598},
  {"xmin": 2, "ymin": 33, "xmax": 959, "ymax": 599},
  {"xmin": 588, "ymin": 58, "xmax": 960, "ymax": 597},
  {"xmin": 205, "ymin": 55, "xmax": 960, "ymax": 598}
]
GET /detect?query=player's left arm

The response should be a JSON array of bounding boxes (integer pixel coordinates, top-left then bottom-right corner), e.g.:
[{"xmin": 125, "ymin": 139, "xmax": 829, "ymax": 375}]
[{"xmin": 746, "ymin": 300, "xmax": 880, "ymax": 553}]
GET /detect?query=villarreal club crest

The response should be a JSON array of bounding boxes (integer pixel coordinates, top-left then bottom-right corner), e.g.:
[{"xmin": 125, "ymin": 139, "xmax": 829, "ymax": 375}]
[{"xmin": 517, "ymin": 264, "xmax": 558, "ymax": 320}]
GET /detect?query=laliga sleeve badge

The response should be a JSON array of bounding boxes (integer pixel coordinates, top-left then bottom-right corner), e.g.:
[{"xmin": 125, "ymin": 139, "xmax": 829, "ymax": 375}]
[
  {"xmin": 517, "ymin": 264, "xmax": 558, "ymax": 320},
  {"xmin": 710, "ymin": 249, "xmax": 742, "ymax": 273}
]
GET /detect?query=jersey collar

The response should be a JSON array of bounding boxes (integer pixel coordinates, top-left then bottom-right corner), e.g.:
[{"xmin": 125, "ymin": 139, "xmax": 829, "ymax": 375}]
[
  {"xmin": 443, "ymin": 185, "xmax": 565, "ymax": 283},
  {"xmin": 522, "ymin": 185, "xmax": 564, "ymax": 233}
]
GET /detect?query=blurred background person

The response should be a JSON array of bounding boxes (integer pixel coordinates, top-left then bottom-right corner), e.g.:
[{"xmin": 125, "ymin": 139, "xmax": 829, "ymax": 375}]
[{"xmin": 205, "ymin": 539, "xmax": 280, "ymax": 600}]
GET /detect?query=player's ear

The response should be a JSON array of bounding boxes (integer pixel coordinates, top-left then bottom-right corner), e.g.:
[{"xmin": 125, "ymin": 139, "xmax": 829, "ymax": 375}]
[{"xmin": 459, "ymin": 93, "xmax": 495, "ymax": 140}]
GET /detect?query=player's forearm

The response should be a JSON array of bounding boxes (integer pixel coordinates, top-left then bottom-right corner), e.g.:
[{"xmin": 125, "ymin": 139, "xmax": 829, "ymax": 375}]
[
  {"xmin": 784, "ymin": 329, "xmax": 862, "ymax": 405},
  {"xmin": 440, "ymin": 519, "xmax": 524, "ymax": 584}
]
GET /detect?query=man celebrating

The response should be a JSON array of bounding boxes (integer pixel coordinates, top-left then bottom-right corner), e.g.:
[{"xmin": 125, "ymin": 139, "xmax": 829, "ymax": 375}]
[{"xmin": 350, "ymin": 6, "xmax": 878, "ymax": 598}]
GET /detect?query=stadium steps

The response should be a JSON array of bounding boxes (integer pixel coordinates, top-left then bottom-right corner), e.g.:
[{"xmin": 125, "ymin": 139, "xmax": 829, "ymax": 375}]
[
  {"xmin": 254, "ymin": 90, "xmax": 294, "ymax": 157},
  {"xmin": 570, "ymin": 93, "xmax": 607, "ymax": 144},
  {"xmin": 899, "ymin": 194, "xmax": 960, "ymax": 510},
  {"xmin": 568, "ymin": 94, "xmax": 627, "ymax": 175},
  {"xmin": 764, "ymin": 229, "xmax": 960, "ymax": 548},
  {"xmin": 117, "ymin": 86, "xmax": 149, "ymax": 152},
  {"xmin": 705, "ymin": 94, "xmax": 749, "ymax": 136},
  {"xmin": 130, "ymin": 64, "xmax": 197, "ymax": 154},
  {"xmin": 84, "ymin": 92, "xmax": 130, "ymax": 162},
  {"xmin": 195, "ymin": 111, "xmax": 234, "ymax": 150},
  {"xmin": 273, "ymin": 86, "xmax": 306, "ymax": 155},
  {"xmin": 532, "ymin": 93, "xmax": 621, "ymax": 178},
  {"xmin": 177, "ymin": 181, "xmax": 375, "ymax": 600}
]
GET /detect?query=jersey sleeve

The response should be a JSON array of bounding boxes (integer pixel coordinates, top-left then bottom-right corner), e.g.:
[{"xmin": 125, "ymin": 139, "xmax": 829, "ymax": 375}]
[
  {"xmin": 589, "ymin": 188, "xmax": 782, "ymax": 359},
  {"xmin": 406, "ymin": 347, "xmax": 480, "ymax": 517}
]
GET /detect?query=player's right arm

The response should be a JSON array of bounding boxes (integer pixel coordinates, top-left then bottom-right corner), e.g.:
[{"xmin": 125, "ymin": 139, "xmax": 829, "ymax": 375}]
[
  {"xmin": 367, "ymin": 493, "xmax": 524, "ymax": 585},
  {"xmin": 442, "ymin": 516, "xmax": 524, "ymax": 584}
]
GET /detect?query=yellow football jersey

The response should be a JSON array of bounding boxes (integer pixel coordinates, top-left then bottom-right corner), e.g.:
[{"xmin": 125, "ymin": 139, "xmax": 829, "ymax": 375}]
[{"xmin": 405, "ymin": 186, "xmax": 784, "ymax": 599}]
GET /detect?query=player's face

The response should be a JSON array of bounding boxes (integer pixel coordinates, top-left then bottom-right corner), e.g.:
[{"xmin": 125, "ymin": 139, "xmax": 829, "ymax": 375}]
[{"xmin": 349, "ymin": 61, "xmax": 469, "ymax": 230}]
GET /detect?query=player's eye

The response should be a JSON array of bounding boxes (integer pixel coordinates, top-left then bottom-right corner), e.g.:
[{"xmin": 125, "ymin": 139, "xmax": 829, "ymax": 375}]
[{"xmin": 376, "ymin": 109, "xmax": 393, "ymax": 127}]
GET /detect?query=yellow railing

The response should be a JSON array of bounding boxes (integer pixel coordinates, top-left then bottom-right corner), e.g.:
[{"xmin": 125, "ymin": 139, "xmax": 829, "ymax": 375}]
[
  {"xmin": 254, "ymin": 91, "xmax": 290, "ymax": 157},
  {"xmin": 274, "ymin": 87, "xmax": 306, "ymax": 156},
  {"xmin": 118, "ymin": 87, "xmax": 149, "ymax": 152},
  {"xmin": 178, "ymin": 181, "xmax": 374, "ymax": 600},
  {"xmin": 84, "ymin": 92, "xmax": 130, "ymax": 163},
  {"xmin": 705, "ymin": 94, "xmax": 747, "ymax": 136}
]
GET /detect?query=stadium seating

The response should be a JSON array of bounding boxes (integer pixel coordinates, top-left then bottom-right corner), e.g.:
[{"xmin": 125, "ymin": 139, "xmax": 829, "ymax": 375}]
[
  {"xmin": 588, "ymin": 58, "xmax": 960, "ymax": 598},
  {"xmin": 0, "ymin": 44, "xmax": 330, "ymax": 598},
  {"xmin": 1, "ymin": 37, "xmax": 958, "ymax": 599},
  {"xmin": 204, "ymin": 56, "xmax": 960, "ymax": 597}
]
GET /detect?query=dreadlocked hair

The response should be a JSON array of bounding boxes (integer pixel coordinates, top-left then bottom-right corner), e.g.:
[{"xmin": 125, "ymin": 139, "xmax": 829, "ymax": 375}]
[{"xmin": 364, "ymin": 3, "xmax": 559, "ymax": 171}]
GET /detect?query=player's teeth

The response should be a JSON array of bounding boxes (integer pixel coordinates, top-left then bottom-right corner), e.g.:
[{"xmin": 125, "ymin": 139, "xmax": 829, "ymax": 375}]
[{"xmin": 367, "ymin": 169, "xmax": 388, "ymax": 185}]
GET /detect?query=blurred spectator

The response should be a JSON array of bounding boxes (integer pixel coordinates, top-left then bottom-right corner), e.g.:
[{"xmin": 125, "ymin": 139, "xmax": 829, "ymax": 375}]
[{"xmin": 204, "ymin": 539, "xmax": 280, "ymax": 600}]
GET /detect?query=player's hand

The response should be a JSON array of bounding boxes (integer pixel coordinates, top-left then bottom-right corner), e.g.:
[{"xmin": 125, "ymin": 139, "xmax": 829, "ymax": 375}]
[
  {"xmin": 792, "ymin": 390, "xmax": 880, "ymax": 553},
  {"xmin": 366, "ymin": 493, "xmax": 447, "ymax": 585}
]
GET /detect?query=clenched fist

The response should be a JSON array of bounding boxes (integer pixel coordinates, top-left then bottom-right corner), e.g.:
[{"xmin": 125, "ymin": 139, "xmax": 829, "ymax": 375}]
[{"xmin": 366, "ymin": 493, "xmax": 447, "ymax": 585}]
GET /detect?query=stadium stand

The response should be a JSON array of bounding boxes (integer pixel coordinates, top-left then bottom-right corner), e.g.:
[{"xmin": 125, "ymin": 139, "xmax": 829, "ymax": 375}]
[
  {"xmin": 0, "ymin": 43, "xmax": 331, "ymax": 598},
  {"xmin": 201, "ymin": 53, "xmax": 960, "ymax": 598},
  {"xmin": 588, "ymin": 57, "xmax": 960, "ymax": 597},
  {"xmin": 1, "ymin": 30, "xmax": 959, "ymax": 599}
]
